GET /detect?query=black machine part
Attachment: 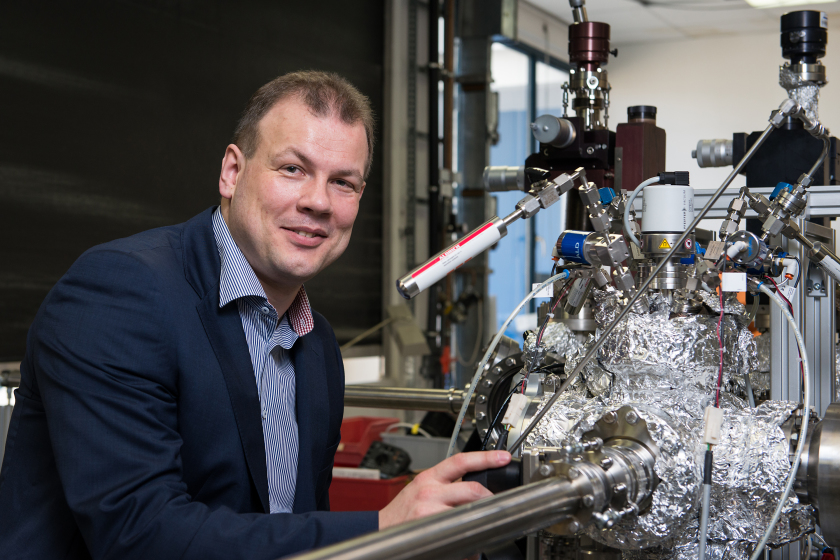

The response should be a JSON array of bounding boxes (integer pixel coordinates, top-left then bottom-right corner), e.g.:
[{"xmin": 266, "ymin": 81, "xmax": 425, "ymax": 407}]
[
  {"xmin": 463, "ymin": 459, "xmax": 523, "ymax": 494},
  {"xmin": 781, "ymin": 10, "xmax": 828, "ymax": 64}
]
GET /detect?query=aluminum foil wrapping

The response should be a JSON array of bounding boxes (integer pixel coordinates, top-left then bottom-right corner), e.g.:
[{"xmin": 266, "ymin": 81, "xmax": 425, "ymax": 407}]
[
  {"xmin": 524, "ymin": 322, "xmax": 583, "ymax": 366},
  {"xmin": 524, "ymin": 288, "xmax": 810, "ymax": 557},
  {"xmin": 751, "ymin": 333, "xmax": 771, "ymax": 397},
  {"xmin": 836, "ymin": 345, "xmax": 840, "ymax": 402},
  {"xmin": 566, "ymin": 289, "xmax": 757, "ymax": 395},
  {"xmin": 780, "ymin": 65, "xmax": 821, "ymax": 123}
]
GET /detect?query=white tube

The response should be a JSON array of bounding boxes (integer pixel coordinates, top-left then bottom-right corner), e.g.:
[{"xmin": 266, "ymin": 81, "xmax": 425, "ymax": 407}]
[
  {"xmin": 623, "ymin": 176, "xmax": 659, "ymax": 247},
  {"xmin": 749, "ymin": 283, "xmax": 811, "ymax": 560},
  {"xmin": 781, "ymin": 258, "xmax": 798, "ymax": 281},
  {"xmin": 726, "ymin": 241, "xmax": 748, "ymax": 259},
  {"xmin": 445, "ymin": 270, "xmax": 571, "ymax": 458}
]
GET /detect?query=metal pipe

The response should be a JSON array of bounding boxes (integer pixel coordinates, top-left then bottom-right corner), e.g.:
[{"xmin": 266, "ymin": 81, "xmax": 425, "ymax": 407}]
[
  {"xmin": 284, "ymin": 478, "xmax": 581, "ymax": 560},
  {"xmin": 344, "ymin": 386, "xmax": 474, "ymax": 415},
  {"xmin": 509, "ymin": 106, "xmax": 788, "ymax": 453}
]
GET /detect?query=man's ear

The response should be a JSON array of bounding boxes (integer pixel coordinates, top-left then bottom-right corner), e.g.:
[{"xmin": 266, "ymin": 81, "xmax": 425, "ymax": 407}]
[
  {"xmin": 219, "ymin": 144, "xmax": 247, "ymax": 200},
  {"xmin": 358, "ymin": 181, "xmax": 366, "ymax": 199}
]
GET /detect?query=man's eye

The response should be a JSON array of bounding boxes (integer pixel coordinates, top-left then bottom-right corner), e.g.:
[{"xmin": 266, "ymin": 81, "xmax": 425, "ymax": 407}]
[
  {"xmin": 284, "ymin": 165, "xmax": 300, "ymax": 174},
  {"xmin": 336, "ymin": 179, "xmax": 356, "ymax": 192}
]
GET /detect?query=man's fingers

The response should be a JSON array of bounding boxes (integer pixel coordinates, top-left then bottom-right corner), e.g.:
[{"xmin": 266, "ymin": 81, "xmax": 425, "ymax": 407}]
[{"xmin": 428, "ymin": 450, "xmax": 511, "ymax": 483}]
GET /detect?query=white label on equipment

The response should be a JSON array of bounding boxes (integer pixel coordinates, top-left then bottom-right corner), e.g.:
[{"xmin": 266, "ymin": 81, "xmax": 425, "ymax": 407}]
[
  {"xmin": 532, "ymin": 283, "xmax": 554, "ymax": 298},
  {"xmin": 821, "ymin": 12, "xmax": 828, "ymax": 29},
  {"xmin": 332, "ymin": 467, "xmax": 381, "ymax": 479},
  {"xmin": 819, "ymin": 256, "xmax": 840, "ymax": 283},
  {"xmin": 721, "ymin": 272, "xmax": 746, "ymax": 292},
  {"xmin": 779, "ymin": 285, "xmax": 796, "ymax": 301},
  {"xmin": 502, "ymin": 393, "xmax": 530, "ymax": 427}
]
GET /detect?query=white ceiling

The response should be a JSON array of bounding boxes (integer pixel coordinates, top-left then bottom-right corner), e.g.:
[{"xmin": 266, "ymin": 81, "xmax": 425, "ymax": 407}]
[{"xmin": 527, "ymin": 0, "xmax": 840, "ymax": 45}]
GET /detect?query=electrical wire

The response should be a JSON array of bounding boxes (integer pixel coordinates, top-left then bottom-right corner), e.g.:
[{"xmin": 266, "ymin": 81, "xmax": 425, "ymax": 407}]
[
  {"xmin": 384, "ymin": 422, "xmax": 433, "ymax": 439},
  {"xmin": 455, "ymin": 300, "xmax": 484, "ymax": 367},
  {"xmin": 445, "ymin": 270, "xmax": 571, "ymax": 458},
  {"xmin": 622, "ymin": 176, "xmax": 660, "ymax": 247},
  {"xmin": 749, "ymin": 282, "xmax": 811, "ymax": 560},
  {"xmin": 715, "ymin": 286, "xmax": 725, "ymax": 407}
]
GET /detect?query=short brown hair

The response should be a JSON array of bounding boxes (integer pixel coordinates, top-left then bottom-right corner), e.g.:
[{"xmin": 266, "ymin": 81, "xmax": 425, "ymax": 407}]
[{"xmin": 233, "ymin": 71, "xmax": 376, "ymax": 179}]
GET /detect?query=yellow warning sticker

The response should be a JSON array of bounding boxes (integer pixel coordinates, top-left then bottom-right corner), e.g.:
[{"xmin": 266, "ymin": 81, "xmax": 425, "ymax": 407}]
[{"xmin": 659, "ymin": 238, "xmax": 671, "ymax": 249}]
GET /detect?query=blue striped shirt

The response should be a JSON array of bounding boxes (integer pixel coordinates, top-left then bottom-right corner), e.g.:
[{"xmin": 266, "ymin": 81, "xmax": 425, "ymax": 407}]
[{"xmin": 212, "ymin": 208, "xmax": 314, "ymax": 514}]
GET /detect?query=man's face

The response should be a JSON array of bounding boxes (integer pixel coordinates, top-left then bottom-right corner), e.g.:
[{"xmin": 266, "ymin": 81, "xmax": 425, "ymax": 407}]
[{"xmin": 219, "ymin": 96, "xmax": 367, "ymax": 293}]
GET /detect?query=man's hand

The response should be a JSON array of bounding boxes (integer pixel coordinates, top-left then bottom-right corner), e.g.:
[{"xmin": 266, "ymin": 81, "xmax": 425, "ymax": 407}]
[{"xmin": 378, "ymin": 450, "xmax": 511, "ymax": 529}]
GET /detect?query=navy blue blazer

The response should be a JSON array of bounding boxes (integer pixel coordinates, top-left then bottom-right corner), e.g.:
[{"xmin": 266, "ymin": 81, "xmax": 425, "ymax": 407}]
[{"xmin": 0, "ymin": 208, "xmax": 378, "ymax": 559}]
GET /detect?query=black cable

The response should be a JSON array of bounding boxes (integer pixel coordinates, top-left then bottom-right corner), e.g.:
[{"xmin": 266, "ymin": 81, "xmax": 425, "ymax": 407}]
[{"xmin": 480, "ymin": 382, "xmax": 523, "ymax": 451}]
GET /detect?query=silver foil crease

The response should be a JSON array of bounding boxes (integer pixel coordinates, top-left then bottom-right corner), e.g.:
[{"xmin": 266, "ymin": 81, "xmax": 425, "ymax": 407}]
[
  {"xmin": 780, "ymin": 65, "xmax": 821, "ymax": 123},
  {"xmin": 836, "ymin": 345, "xmax": 840, "ymax": 403},
  {"xmin": 524, "ymin": 321, "xmax": 583, "ymax": 366},
  {"xmin": 566, "ymin": 289, "xmax": 758, "ymax": 396},
  {"xmin": 751, "ymin": 333, "xmax": 771, "ymax": 397},
  {"xmin": 525, "ymin": 287, "xmax": 810, "ymax": 557}
]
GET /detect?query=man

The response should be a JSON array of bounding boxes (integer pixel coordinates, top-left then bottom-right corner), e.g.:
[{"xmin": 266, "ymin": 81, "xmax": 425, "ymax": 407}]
[{"xmin": 0, "ymin": 71, "xmax": 510, "ymax": 559}]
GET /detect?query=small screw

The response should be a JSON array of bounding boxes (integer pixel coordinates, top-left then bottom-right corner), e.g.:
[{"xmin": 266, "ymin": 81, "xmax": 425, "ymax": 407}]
[
  {"xmin": 476, "ymin": 412, "xmax": 486, "ymax": 421},
  {"xmin": 477, "ymin": 395, "xmax": 487, "ymax": 404},
  {"xmin": 483, "ymin": 379, "xmax": 494, "ymax": 387},
  {"xmin": 586, "ymin": 146, "xmax": 595, "ymax": 155},
  {"xmin": 625, "ymin": 410, "xmax": 639, "ymax": 425},
  {"xmin": 567, "ymin": 467, "xmax": 581, "ymax": 479},
  {"xmin": 568, "ymin": 520, "xmax": 582, "ymax": 533},
  {"xmin": 603, "ymin": 411, "xmax": 617, "ymax": 424},
  {"xmin": 505, "ymin": 357, "xmax": 516, "ymax": 367},
  {"xmin": 582, "ymin": 495, "xmax": 595, "ymax": 507},
  {"xmin": 539, "ymin": 464, "xmax": 553, "ymax": 477},
  {"xmin": 492, "ymin": 366, "xmax": 502, "ymax": 374},
  {"xmin": 613, "ymin": 483, "xmax": 627, "ymax": 494},
  {"xmin": 599, "ymin": 457, "xmax": 614, "ymax": 470}
]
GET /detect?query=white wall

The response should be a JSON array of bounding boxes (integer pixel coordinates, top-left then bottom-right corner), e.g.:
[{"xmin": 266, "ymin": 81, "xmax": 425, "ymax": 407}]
[{"xmin": 607, "ymin": 21, "xmax": 840, "ymax": 191}]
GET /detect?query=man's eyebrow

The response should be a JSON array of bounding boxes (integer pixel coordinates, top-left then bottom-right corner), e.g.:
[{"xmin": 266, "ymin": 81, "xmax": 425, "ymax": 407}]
[{"xmin": 274, "ymin": 148, "xmax": 363, "ymax": 183}]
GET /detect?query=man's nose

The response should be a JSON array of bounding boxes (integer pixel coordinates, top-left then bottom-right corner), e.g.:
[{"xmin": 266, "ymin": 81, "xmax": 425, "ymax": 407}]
[{"xmin": 297, "ymin": 177, "xmax": 332, "ymax": 214}]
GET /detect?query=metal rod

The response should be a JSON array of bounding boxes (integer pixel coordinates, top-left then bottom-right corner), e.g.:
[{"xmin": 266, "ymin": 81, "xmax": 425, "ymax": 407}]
[
  {"xmin": 344, "ymin": 386, "xmax": 474, "ymax": 414},
  {"xmin": 805, "ymin": 137, "xmax": 831, "ymax": 180},
  {"xmin": 509, "ymin": 115, "xmax": 782, "ymax": 453},
  {"xmin": 284, "ymin": 478, "xmax": 581, "ymax": 560}
]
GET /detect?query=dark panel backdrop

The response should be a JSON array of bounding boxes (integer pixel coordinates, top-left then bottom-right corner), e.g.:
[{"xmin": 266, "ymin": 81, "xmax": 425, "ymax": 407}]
[{"xmin": 0, "ymin": 0, "xmax": 385, "ymax": 359}]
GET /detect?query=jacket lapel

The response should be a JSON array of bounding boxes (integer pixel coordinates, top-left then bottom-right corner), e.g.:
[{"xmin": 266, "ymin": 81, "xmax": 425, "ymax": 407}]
[
  {"xmin": 183, "ymin": 208, "xmax": 270, "ymax": 513},
  {"xmin": 291, "ymin": 333, "xmax": 327, "ymax": 513}
]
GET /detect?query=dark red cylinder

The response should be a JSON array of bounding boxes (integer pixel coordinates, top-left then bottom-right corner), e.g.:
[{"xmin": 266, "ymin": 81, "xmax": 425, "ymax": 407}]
[{"xmin": 568, "ymin": 21, "xmax": 611, "ymax": 65}]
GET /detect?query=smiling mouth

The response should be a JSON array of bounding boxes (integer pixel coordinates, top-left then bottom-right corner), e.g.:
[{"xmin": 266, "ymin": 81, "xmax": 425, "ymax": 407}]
[{"xmin": 289, "ymin": 228, "xmax": 325, "ymax": 239}]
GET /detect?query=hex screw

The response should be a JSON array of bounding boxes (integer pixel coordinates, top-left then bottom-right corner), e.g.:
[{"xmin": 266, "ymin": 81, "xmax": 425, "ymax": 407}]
[
  {"xmin": 505, "ymin": 357, "xmax": 516, "ymax": 367},
  {"xmin": 613, "ymin": 483, "xmax": 627, "ymax": 494},
  {"xmin": 483, "ymin": 378, "xmax": 494, "ymax": 388},
  {"xmin": 582, "ymin": 495, "xmax": 595, "ymax": 507},
  {"xmin": 625, "ymin": 410, "xmax": 639, "ymax": 425},
  {"xmin": 477, "ymin": 395, "xmax": 487, "ymax": 404},
  {"xmin": 603, "ymin": 411, "xmax": 617, "ymax": 424},
  {"xmin": 599, "ymin": 457, "xmax": 614, "ymax": 470},
  {"xmin": 567, "ymin": 467, "xmax": 581, "ymax": 479},
  {"xmin": 567, "ymin": 520, "xmax": 582, "ymax": 533},
  {"xmin": 476, "ymin": 412, "xmax": 486, "ymax": 421},
  {"xmin": 539, "ymin": 464, "xmax": 553, "ymax": 477}
]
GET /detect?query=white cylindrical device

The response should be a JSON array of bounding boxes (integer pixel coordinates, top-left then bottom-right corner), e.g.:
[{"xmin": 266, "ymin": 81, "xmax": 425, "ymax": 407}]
[
  {"xmin": 641, "ymin": 184, "xmax": 694, "ymax": 233},
  {"xmin": 397, "ymin": 217, "xmax": 507, "ymax": 299}
]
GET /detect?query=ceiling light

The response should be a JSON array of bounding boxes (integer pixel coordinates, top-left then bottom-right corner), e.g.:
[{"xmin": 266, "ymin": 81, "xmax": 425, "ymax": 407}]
[{"xmin": 745, "ymin": 0, "xmax": 836, "ymax": 9}]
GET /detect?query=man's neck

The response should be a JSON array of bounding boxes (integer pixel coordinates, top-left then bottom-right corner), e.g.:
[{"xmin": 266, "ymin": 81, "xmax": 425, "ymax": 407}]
[{"xmin": 256, "ymin": 276, "xmax": 301, "ymax": 319}]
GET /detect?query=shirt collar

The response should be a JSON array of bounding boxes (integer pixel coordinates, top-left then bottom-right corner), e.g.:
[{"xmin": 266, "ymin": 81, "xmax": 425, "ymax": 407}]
[{"xmin": 212, "ymin": 207, "xmax": 314, "ymax": 336}]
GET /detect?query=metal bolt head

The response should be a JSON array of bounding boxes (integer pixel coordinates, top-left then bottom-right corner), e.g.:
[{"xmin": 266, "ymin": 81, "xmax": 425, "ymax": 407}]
[
  {"xmin": 492, "ymin": 366, "xmax": 502, "ymax": 374},
  {"xmin": 603, "ymin": 411, "xmax": 617, "ymax": 424},
  {"xmin": 476, "ymin": 412, "xmax": 486, "ymax": 421},
  {"xmin": 477, "ymin": 395, "xmax": 487, "ymax": 404},
  {"xmin": 599, "ymin": 457, "xmax": 614, "ymax": 470},
  {"xmin": 567, "ymin": 467, "xmax": 581, "ymax": 479},
  {"xmin": 625, "ymin": 410, "xmax": 639, "ymax": 425},
  {"xmin": 586, "ymin": 146, "xmax": 595, "ymax": 155},
  {"xmin": 568, "ymin": 520, "xmax": 582, "ymax": 533},
  {"xmin": 483, "ymin": 378, "xmax": 494, "ymax": 388},
  {"xmin": 582, "ymin": 495, "xmax": 595, "ymax": 507},
  {"xmin": 505, "ymin": 357, "xmax": 516, "ymax": 367},
  {"xmin": 613, "ymin": 482, "xmax": 627, "ymax": 494},
  {"xmin": 539, "ymin": 464, "xmax": 553, "ymax": 477}
]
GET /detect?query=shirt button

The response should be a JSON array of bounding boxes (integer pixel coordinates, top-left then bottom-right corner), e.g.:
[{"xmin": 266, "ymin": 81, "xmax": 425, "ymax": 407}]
[
  {"xmin": 262, "ymin": 410, "xmax": 267, "ymax": 419},
  {"xmin": 261, "ymin": 306, "xmax": 270, "ymax": 314}
]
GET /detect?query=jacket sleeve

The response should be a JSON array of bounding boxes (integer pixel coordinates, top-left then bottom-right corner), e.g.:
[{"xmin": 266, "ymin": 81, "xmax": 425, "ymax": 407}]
[{"xmin": 32, "ymin": 248, "xmax": 378, "ymax": 560}]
